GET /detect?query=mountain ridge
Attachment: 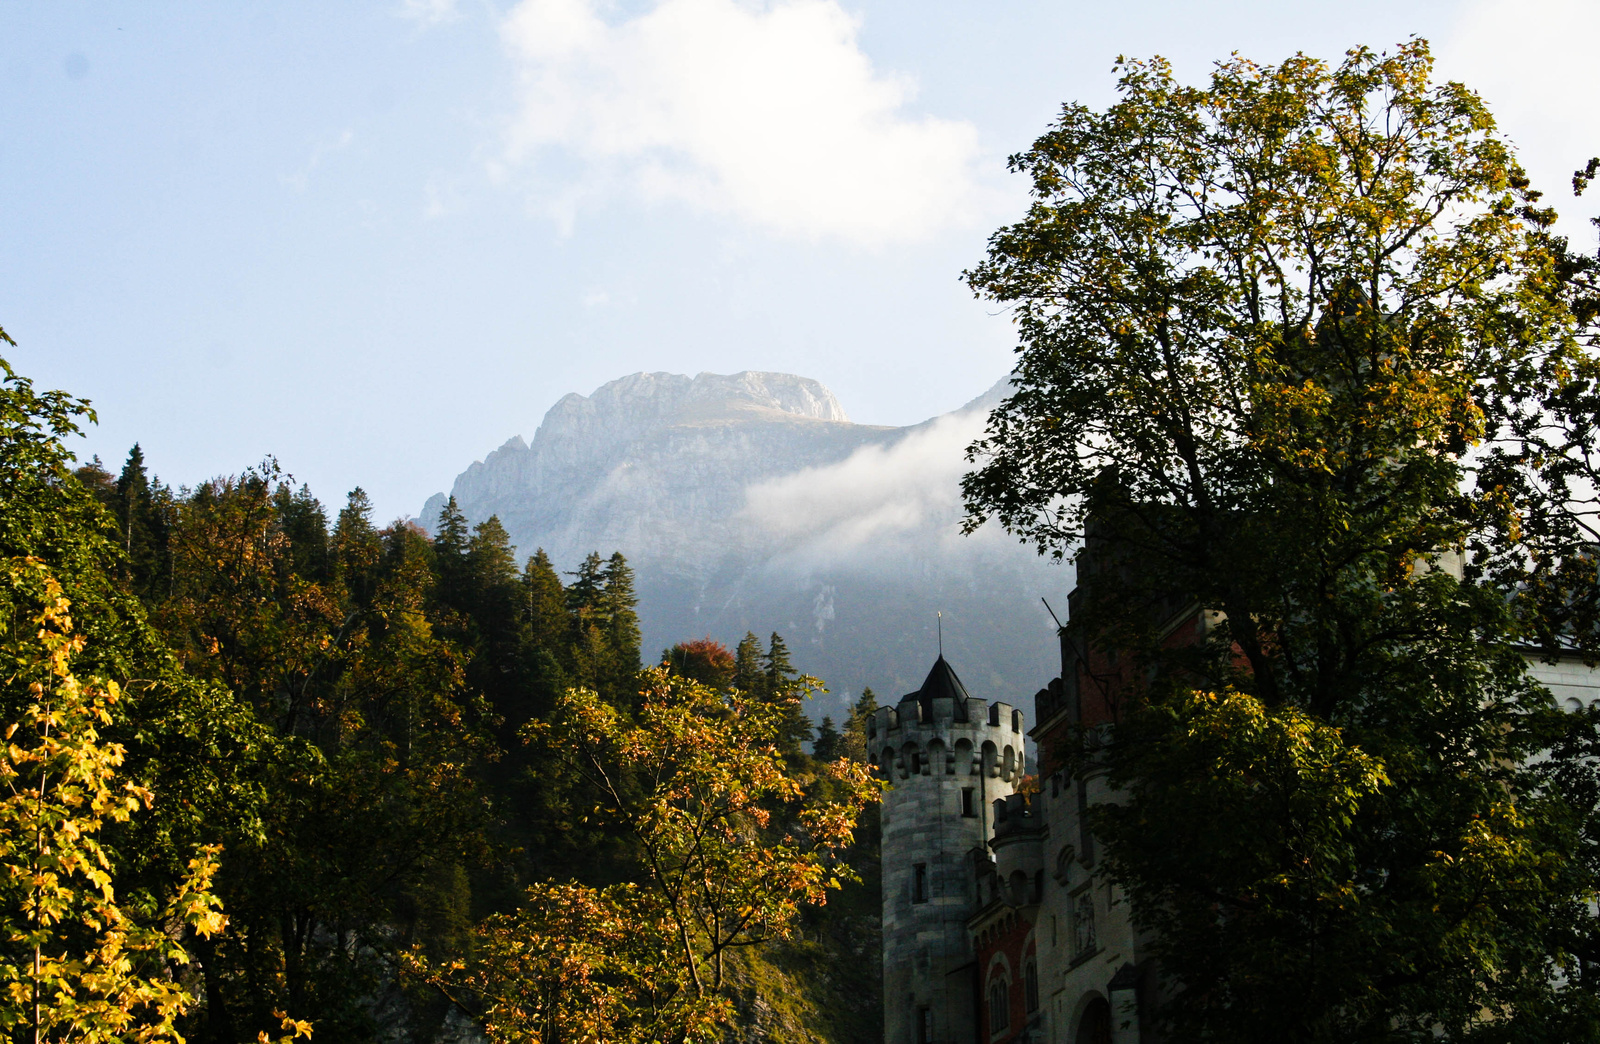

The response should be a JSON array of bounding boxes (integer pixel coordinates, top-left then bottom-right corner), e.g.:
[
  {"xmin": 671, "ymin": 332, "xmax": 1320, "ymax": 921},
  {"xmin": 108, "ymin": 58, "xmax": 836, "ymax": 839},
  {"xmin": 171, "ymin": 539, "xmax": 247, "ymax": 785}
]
[{"xmin": 422, "ymin": 369, "xmax": 1068, "ymax": 717}]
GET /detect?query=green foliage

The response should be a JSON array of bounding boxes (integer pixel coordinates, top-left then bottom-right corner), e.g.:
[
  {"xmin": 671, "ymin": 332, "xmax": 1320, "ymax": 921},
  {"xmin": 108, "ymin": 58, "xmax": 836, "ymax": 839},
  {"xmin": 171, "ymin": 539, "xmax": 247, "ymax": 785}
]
[
  {"xmin": 406, "ymin": 881, "xmax": 708, "ymax": 1044},
  {"xmin": 414, "ymin": 669, "xmax": 881, "ymax": 1043},
  {"xmin": 0, "ymin": 557, "xmax": 233, "ymax": 1044},
  {"xmin": 0, "ymin": 335, "xmax": 880, "ymax": 1042},
  {"xmin": 0, "ymin": 349, "xmax": 285, "ymax": 1041},
  {"xmin": 965, "ymin": 40, "xmax": 1600, "ymax": 1039}
]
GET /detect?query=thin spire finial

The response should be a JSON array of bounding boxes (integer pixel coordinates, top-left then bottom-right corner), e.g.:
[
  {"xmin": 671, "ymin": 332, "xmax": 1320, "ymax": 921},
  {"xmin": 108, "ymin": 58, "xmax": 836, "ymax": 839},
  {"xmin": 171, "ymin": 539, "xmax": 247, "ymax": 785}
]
[{"xmin": 937, "ymin": 611, "xmax": 943, "ymax": 657}]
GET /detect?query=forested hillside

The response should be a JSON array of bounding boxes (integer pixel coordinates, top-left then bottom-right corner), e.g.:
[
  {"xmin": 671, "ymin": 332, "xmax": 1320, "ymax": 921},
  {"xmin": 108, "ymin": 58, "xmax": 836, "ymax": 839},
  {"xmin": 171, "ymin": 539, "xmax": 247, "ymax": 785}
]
[{"xmin": 0, "ymin": 348, "xmax": 882, "ymax": 1043}]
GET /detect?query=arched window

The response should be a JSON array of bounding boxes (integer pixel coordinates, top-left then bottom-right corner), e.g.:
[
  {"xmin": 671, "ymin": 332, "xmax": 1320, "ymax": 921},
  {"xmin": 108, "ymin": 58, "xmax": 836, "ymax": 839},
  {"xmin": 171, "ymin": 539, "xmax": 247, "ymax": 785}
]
[
  {"xmin": 1024, "ymin": 959, "xmax": 1039, "ymax": 1013},
  {"xmin": 988, "ymin": 978, "xmax": 1009, "ymax": 1034}
]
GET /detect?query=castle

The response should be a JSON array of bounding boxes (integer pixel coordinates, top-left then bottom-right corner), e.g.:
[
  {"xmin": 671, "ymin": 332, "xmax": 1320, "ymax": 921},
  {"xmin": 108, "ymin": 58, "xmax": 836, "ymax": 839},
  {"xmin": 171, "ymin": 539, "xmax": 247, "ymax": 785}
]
[
  {"xmin": 875, "ymin": 633, "xmax": 1141, "ymax": 1044},
  {"xmin": 877, "ymin": 596, "xmax": 1600, "ymax": 1044}
]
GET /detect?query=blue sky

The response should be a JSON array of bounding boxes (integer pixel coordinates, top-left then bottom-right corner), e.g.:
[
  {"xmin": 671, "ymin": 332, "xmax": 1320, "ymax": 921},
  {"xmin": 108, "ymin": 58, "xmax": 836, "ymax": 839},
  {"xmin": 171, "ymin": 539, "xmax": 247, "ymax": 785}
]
[{"xmin": 2, "ymin": 0, "xmax": 1595, "ymax": 522}]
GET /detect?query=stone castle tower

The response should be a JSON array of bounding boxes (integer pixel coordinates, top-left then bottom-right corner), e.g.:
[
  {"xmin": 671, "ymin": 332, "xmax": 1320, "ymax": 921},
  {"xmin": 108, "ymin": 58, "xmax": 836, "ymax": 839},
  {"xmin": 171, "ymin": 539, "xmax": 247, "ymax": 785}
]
[{"xmin": 873, "ymin": 655, "xmax": 1025, "ymax": 1044}]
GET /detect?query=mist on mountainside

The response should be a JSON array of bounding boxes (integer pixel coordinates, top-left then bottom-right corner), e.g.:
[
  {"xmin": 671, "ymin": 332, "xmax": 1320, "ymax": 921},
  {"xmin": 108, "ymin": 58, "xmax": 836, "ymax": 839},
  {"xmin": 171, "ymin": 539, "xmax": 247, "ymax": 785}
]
[{"xmin": 422, "ymin": 370, "xmax": 1073, "ymax": 724}]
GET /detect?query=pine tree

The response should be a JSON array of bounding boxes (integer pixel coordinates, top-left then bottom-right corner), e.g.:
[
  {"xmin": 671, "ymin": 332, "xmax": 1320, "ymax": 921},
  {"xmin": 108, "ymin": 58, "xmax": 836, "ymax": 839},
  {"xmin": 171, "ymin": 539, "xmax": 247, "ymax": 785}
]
[
  {"xmin": 841, "ymin": 687, "xmax": 879, "ymax": 764},
  {"xmin": 334, "ymin": 488, "xmax": 382, "ymax": 607},
  {"xmin": 115, "ymin": 444, "xmax": 150, "ymax": 555},
  {"xmin": 521, "ymin": 549, "xmax": 569, "ymax": 652},
  {"xmin": 599, "ymin": 553, "xmax": 642, "ymax": 692},
  {"xmin": 432, "ymin": 496, "xmax": 470, "ymax": 609},
  {"xmin": 733, "ymin": 633, "xmax": 765, "ymax": 697},
  {"xmin": 273, "ymin": 482, "xmax": 330, "ymax": 583},
  {"xmin": 811, "ymin": 716, "xmax": 842, "ymax": 762},
  {"xmin": 566, "ymin": 552, "xmax": 604, "ymax": 617},
  {"xmin": 468, "ymin": 517, "xmax": 519, "ymax": 592},
  {"xmin": 761, "ymin": 633, "xmax": 811, "ymax": 757},
  {"xmin": 113, "ymin": 444, "xmax": 170, "ymax": 597},
  {"xmin": 763, "ymin": 632, "xmax": 794, "ymax": 691}
]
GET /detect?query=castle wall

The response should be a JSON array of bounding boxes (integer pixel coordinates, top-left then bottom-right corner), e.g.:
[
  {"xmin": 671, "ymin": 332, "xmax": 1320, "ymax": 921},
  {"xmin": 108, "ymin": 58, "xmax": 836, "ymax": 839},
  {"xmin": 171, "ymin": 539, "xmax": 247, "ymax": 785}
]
[{"xmin": 876, "ymin": 694, "xmax": 1024, "ymax": 1044}]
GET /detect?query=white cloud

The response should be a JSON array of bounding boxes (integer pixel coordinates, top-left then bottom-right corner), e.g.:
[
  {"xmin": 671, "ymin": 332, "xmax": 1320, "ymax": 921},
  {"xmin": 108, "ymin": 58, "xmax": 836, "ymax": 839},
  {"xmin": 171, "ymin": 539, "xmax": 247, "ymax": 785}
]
[
  {"xmin": 742, "ymin": 408, "xmax": 1022, "ymax": 574},
  {"xmin": 1439, "ymin": 0, "xmax": 1600, "ymax": 237},
  {"xmin": 497, "ymin": 0, "xmax": 984, "ymax": 245},
  {"xmin": 397, "ymin": 0, "xmax": 461, "ymax": 25}
]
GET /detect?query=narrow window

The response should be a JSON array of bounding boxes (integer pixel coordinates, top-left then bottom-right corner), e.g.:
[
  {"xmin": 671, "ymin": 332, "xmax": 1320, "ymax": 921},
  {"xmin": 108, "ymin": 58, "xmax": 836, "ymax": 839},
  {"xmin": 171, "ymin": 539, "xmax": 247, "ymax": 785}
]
[
  {"xmin": 917, "ymin": 1006, "xmax": 932, "ymax": 1044},
  {"xmin": 912, "ymin": 863, "xmax": 928, "ymax": 904},
  {"xmin": 868, "ymin": 717, "xmax": 876, "ymax": 739},
  {"xmin": 1025, "ymin": 960, "xmax": 1039, "ymax": 1013},
  {"xmin": 1012, "ymin": 709, "xmax": 1022, "ymax": 732},
  {"xmin": 1034, "ymin": 869, "xmax": 1045, "ymax": 902},
  {"xmin": 961, "ymin": 787, "xmax": 976, "ymax": 817},
  {"xmin": 988, "ymin": 979, "xmax": 1010, "ymax": 1033},
  {"xmin": 988, "ymin": 703, "xmax": 1001, "ymax": 726}
]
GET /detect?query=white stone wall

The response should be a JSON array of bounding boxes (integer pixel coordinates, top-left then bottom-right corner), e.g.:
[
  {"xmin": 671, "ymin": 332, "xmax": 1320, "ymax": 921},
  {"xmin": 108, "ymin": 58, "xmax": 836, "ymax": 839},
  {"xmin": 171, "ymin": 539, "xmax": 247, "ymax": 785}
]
[{"xmin": 1527, "ymin": 653, "xmax": 1600, "ymax": 712}]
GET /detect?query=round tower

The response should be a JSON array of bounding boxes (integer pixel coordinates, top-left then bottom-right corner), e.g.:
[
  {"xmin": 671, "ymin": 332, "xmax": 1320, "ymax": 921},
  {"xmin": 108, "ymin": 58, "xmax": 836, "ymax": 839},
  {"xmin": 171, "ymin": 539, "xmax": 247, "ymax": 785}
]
[{"xmin": 874, "ymin": 655, "xmax": 1025, "ymax": 1044}]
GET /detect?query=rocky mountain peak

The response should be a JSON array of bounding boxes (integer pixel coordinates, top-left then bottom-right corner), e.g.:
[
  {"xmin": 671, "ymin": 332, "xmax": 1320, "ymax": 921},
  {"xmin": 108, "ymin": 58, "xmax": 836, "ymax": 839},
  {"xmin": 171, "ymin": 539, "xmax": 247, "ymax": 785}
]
[{"xmin": 533, "ymin": 371, "xmax": 848, "ymax": 455}]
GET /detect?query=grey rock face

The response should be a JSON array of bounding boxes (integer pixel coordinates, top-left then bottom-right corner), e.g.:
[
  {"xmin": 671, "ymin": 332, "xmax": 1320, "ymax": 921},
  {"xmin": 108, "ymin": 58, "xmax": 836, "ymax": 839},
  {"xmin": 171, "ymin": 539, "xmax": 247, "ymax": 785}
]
[{"xmin": 421, "ymin": 370, "xmax": 1070, "ymax": 718}]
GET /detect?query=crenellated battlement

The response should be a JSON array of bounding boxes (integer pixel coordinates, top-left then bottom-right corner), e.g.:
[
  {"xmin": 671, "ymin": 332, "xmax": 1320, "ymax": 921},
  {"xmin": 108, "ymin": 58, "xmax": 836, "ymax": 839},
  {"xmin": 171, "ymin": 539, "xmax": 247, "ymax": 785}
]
[{"xmin": 868, "ymin": 694, "xmax": 1025, "ymax": 783}]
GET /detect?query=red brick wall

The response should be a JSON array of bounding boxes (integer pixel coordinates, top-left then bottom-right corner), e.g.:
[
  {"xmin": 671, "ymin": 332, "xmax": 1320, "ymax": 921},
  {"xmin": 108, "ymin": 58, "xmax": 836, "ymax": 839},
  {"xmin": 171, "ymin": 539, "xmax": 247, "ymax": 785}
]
[{"xmin": 975, "ymin": 912, "xmax": 1037, "ymax": 1043}]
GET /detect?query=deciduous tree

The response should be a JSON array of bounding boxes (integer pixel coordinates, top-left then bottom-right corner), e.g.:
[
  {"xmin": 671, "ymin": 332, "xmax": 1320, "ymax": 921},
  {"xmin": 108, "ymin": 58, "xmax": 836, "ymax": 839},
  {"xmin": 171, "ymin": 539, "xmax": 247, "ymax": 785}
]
[
  {"xmin": 0, "ymin": 557, "xmax": 241, "ymax": 1044},
  {"xmin": 414, "ymin": 669, "xmax": 880, "ymax": 1042},
  {"xmin": 963, "ymin": 40, "xmax": 1600, "ymax": 1039}
]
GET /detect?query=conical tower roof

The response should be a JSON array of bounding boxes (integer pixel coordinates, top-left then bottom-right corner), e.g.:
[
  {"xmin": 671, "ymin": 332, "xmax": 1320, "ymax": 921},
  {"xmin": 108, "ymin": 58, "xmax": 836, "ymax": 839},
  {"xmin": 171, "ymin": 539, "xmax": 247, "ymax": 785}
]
[
  {"xmin": 920, "ymin": 655, "xmax": 970, "ymax": 703},
  {"xmin": 909, "ymin": 655, "xmax": 971, "ymax": 721}
]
